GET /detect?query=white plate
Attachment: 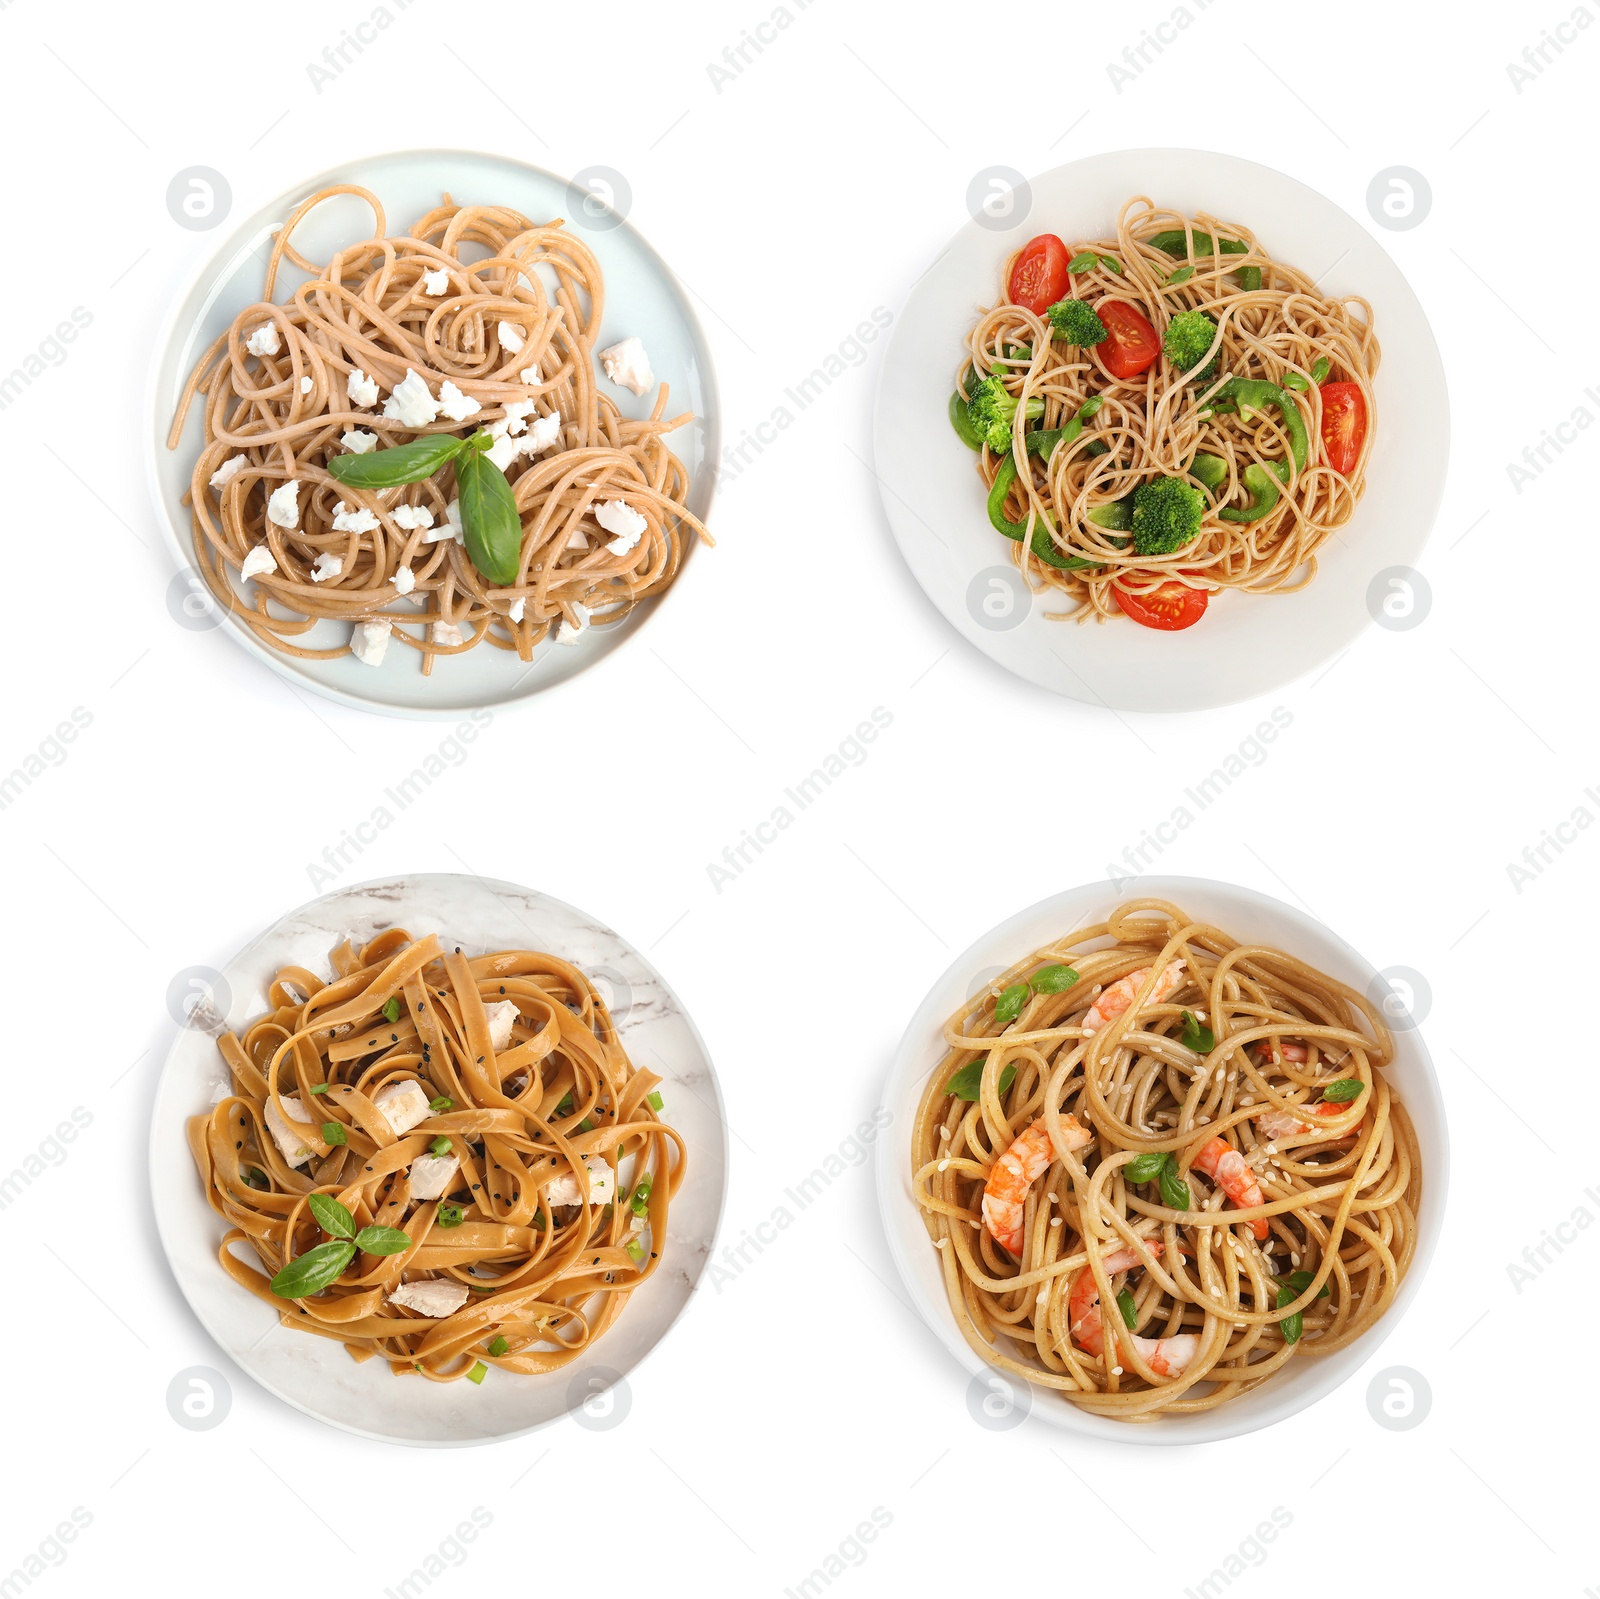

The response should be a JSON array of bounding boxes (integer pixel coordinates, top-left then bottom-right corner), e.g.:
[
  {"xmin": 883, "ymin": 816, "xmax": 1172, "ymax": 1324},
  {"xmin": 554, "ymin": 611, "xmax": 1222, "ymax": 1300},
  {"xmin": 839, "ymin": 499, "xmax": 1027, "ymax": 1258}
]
[
  {"xmin": 872, "ymin": 149, "xmax": 1449, "ymax": 711},
  {"xmin": 147, "ymin": 149, "xmax": 719, "ymax": 720},
  {"xmin": 874, "ymin": 874, "xmax": 1448, "ymax": 1444},
  {"xmin": 150, "ymin": 873, "xmax": 728, "ymax": 1446}
]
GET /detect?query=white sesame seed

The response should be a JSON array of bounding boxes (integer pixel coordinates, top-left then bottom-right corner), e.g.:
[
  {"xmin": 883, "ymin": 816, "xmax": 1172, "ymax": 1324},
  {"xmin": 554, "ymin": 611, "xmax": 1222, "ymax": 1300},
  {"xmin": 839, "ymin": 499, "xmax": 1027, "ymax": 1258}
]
[
  {"xmin": 1111, "ymin": 1366, "xmax": 1123, "ymax": 1376},
  {"xmin": 938, "ymin": 1160, "xmax": 951, "ymax": 1172},
  {"xmin": 1050, "ymin": 1216, "xmax": 1063, "ymax": 1227}
]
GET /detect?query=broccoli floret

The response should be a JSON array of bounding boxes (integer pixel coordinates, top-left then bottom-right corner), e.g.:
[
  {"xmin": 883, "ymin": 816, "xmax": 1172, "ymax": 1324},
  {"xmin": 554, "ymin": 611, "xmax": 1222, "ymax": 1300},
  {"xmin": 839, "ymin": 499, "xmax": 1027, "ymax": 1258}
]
[
  {"xmin": 1131, "ymin": 475, "xmax": 1205, "ymax": 555},
  {"xmin": 966, "ymin": 374, "xmax": 1044, "ymax": 453},
  {"xmin": 1046, "ymin": 298, "xmax": 1107, "ymax": 347},
  {"xmin": 1163, "ymin": 310, "xmax": 1218, "ymax": 377}
]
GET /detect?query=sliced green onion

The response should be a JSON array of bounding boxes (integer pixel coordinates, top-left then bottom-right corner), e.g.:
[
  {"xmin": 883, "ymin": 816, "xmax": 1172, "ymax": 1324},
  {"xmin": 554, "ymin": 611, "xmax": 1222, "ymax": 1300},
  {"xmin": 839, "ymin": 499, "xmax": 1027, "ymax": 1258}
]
[
  {"xmin": 555, "ymin": 1092, "xmax": 574, "ymax": 1116},
  {"xmin": 429, "ymin": 1095, "xmax": 454, "ymax": 1114},
  {"xmin": 436, "ymin": 1203, "xmax": 464, "ymax": 1228},
  {"xmin": 243, "ymin": 1166, "xmax": 268, "ymax": 1189},
  {"xmin": 577, "ymin": 1117, "xmax": 595, "ymax": 1133},
  {"xmin": 465, "ymin": 1361, "xmax": 488, "ymax": 1385},
  {"xmin": 646, "ymin": 1090, "xmax": 664, "ymax": 1112},
  {"xmin": 429, "ymin": 1136, "xmax": 451, "ymax": 1157},
  {"xmin": 630, "ymin": 1175, "xmax": 653, "ymax": 1217},
  {"xmin": 487, "ymin": 1335, "xmax": 509, "ymax": 1357},
  {"xmin": 382, "ymin": 996, "xmax": 401, "ymax": 1024},
  {"xmin": 625, "ymin": 1238, "xmax": 646, "ymax": 1264}
]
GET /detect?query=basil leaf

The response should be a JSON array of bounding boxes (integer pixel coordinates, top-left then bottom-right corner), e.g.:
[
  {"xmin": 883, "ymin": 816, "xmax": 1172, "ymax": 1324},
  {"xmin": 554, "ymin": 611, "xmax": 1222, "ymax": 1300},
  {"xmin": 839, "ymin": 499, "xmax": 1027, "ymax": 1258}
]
[
  {"xmin": 326, "ymin": 433, "xmax": 467, "ymax": 488},
  {"xmin": 1122, "ymin": 1151, "xmax": 1169, "ymax": 1183},
  {"xmin": 1166, "ymin": 265, "xmax": 1195, "ymax": 286},
  {"xmin": 1179, "ymin": 1010, "xmax": 1215, "ymax": 1053},
  {"xmin": 1067, "ymin": 250, "xmax": 1099, "ymax": 273},
  {"xmin": 1029, "ymin": 964, "xmax": 1079, "ymax": 995},
  {"xmin": 354, "ymin": 1225, "xmax": 412, "ymax": 1256},
  {"xmin": 1321, "ymin": 1079, "xmax": 1364, "ymax": 1103},
  {"xmin": 945, "ymin": 1058, "xmax": 1018, "ymax": 1102},
  {"xmin": 436, "ymin": 1202, "xmax": 464, "ymax": 1228},
  {"xmin": 1282, "ymin": 370, "xmax": 1310, "ymax": 393},
  {"xmin": 994, "ymin": 983, "xmax": 1029, "ymax": 1026},
  {"xmin": 1274, "ymin": 1270, "xmax": 1331, "ymax": 1301},
  {"xmin": 1277, "ymin": 1283, "xmax": 1302, "ymax": 1343},
  {"xmin": 456, "ymin": 440, "xmax": 523, "ymax": 586},
  {"xmin": 1099, "ymin": 254, "xmax": 1124, "ymax": 275},
  {"xmin": 1116, "ymin": 1288, "xmax": 1138, "ymax": 1329},
  {"xmin": 270, "ymin": 1239, "xmax": 355, "ymax": 1298},
  {"xmin": 307, "ymin": 1192, "xmax": 355, "ymax": 1239},
  {"xmin": 382, "ymin": 996, "xmax": 401, "ymax": 1024},
  {"xmin": 1310, "ymin": 356, "xmax": 1331, "ymax": 384},
  {"xmin": 321, "ymin": 1121, "xmax": 347, "ymax": 1147},
  {"xmin": 1076, "ymin": 396, "xmax": 1104, "ymax": 419},
  {"xmin": 1158, "ymin": 1154, "xmax": 1192, "ymax": 1213}
]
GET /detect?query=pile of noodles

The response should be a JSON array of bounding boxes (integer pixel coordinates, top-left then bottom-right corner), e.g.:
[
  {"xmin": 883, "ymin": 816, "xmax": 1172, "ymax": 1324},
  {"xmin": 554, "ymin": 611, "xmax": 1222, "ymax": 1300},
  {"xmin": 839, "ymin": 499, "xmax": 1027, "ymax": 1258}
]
[
  {"xmin": 911, "ymin": 900, "xmax": 1419, "ymax": 1419},
  {"xmin": 188, "ymin": 928, "xmax": 682, "ymax": 1381},
  {"xmin": 964, "ymin": 197, "xmax": 1378, "ymax": 621},
  {"xmin": 170, "ymin": 185, "xmax": 709, "ymax": 670}
]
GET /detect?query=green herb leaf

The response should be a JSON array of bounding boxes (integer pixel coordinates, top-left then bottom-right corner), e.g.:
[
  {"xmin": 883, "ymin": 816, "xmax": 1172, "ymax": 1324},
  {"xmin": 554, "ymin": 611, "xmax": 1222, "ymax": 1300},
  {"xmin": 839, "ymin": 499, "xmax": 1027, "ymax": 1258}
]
[
  {"xmin": 994, "ymin": 983, "xmax": 1029, "ymax": 1026},
  {"xmin": 1122, "ymin": 1151, "xmax": 1169, "ymax": 1184},
  {"xmin": 1277, "ymin": 1283, "xmax": 1303, "ymax": 1343},
  {"xmin": 310, "ymin": 1083, "xmax": 331, "ymax": 1094},
  {"xmin": 430, "ymin": 1136, "xmax": 452, "ymax": 1157},
  {"xmin": 487, "ymin": 1335, "xmax": 509, "ymax": 1357},
  {"xmin": 353, "ymin": 1225, "xmax": 412, "ymax": 1256},
  {"xmin": 465, "ymin": 1360, "xmax": 488, "ymax": 1385},
  {"xmin": 630, "ymin": 1174, "xmax": 653, "ymax": 1217},
  {"xmin": 1321, "ymin": 1079, "xmax": 1364, "ymax": 1103},
  {"xmin": 269, "ymin": 1239, "xmax": 355, "ymax": 1299},
  {"xmin": 455, "ymin": 438, "xmax": 523, "ymax": 587},
  {"xmin": 1310, "ymin": 356, "xmax": 1331, "ymax": 384},
  {"xmin": 436, "ymin": 1203, "xmax": 464, "ymax": 1228},
  {"xmin": 321, "ymin": 1121, "xmax": 347, "ymax": 1147},
  {"xmin": 1029, "ymin": 964, "xmax": 1079, "ymax": 995},
  {"xmin": 1282, "ymin": 370, "xmax": 1310, "ymax": 392},
  {"xmin": 1067, "ymin": 250, "xmax": 1099, "ymax": 273},
  {"xmin": 1099, "ymin": 254, "xmax": 1123, "ymax": 274},
  {"xmin": 1158, "ymin": 1154, "xmax": 1192, "ymax": 1213},
  {"xmin": 382, "ymin": 996, "xmax": 401, "ymax": 1024},
  {"xmin": 307, "ymin": 1193, "xmax": 355, "ymax": 1239},
  {"xmin": 1235, "ymin": 266, "xmax": 1262, "ymax": 293},
  {"xmin": 646, "ymin": 1090, "xmax": 664, "ymax": 1112},
  {"xmin": 1076, "ymin": 396, "xmax": 1104, "ymax": 419},
  {"xmin": 1274, "ymin": 1270, "xmax": 1331, "ymax": 1301},
  {"xmin": 1179, "ymin": 1010, "xmax": 1215, "ymax": 1053},
  {"xmin": 1166, "ymin": 265, "xmax": 1195, "ymax": 286},
  {"xmin": 429, "ymin": 1095, "xmax": 454, "ymax": 1114},
  {"xmin": 1116, "ymin": 1288, "xmax": 1138, "ymax": 1329},
  {"xmin": 326, "ymin": 433, "xmax": 469, "ymax": 489},
  {"xmin": 944, "ymin": 1058, "xmax": 1018, "ymax": 1102}
]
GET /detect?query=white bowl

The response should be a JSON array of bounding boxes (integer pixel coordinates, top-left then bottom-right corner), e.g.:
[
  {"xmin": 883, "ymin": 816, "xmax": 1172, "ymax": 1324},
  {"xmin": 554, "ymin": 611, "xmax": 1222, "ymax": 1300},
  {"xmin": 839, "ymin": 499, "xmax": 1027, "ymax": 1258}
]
[
  {"xmin": 149, "ymin": 873, "xmax": 728, "ymax": 1445},
  {"xmin": 146, "ymin": 148, "xmax": 719, "ymax": 720},
  {"xmin": 874, "ymin": 874, "xmax": 1448, "ymax": 1444},
  {"xmin": 872, "ymin": 149, "xmax": 1449, "ymax": 711}
]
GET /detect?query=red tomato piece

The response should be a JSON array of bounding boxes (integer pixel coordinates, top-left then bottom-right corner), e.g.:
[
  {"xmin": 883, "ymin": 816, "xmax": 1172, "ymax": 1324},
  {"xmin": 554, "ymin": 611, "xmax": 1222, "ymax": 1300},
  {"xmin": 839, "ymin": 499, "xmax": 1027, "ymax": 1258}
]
[
  {"xmin": 1008, "ymin": 234, "xmax": 1070, "ymax": 315},
  {"xmin": 1113, "ymin": 574, "xmax": 1210, "ymax": 631},
  {"xmin": 1097, "ymin": 300, "xmax": 1160, "ymax": 380},
  {"xmin": 1319, "ymin": 381, "xmax": 1368, "ymax": 475}
]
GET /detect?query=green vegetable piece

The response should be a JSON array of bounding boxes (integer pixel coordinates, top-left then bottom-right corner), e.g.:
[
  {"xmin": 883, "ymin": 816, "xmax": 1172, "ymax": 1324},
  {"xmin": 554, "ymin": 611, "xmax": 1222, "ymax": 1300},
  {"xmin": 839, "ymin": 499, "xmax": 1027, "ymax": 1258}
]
[
  {"xmin": 1275, "ymin": 1269, "xmax": 1332, "ymax": 1300},
  {"xmin": 382, "ymin": 996, "xmax": 401, "ymax": 1024},
  {"xmin": 1215, "ymin": 377, "xmax": 1309, "ymax": 475},
  {"xmin": 1218, "ymin": 462, "xmax": 1283, "ymax": 525},
  {"xmin": 1158, "ymin": 1154, "xmax": 1192, "ymax": 1213},
  {"xmin": 984, "ymin": 423, "xmax": 1097, "ymax": 572},
  {"xmin": 321, "ymin": 1121, "xmax": 347, "ymax": 1147},
  {"xmin": 429, "ymin": 1096, "xmax": 454, "ymax": 1114},
  {"xmin": 944, "ymin": 1058, "xmax": 1018, "ymax": 1101},
  {"xmin": 1162, "ymin": 310, "xmax": 1218, "ymax": 377},
  {"xmin": 554, "ymin": 1092, "xmax": 574, "ymax": 1116},
  {"xmin": 1030, "ymin": 964, "xmax": 1079, "ymax": 994},
  {"xmin": 1076, "ymin": 396, "xmax": 1104, "ymax": 419},
  {"xmin": 269, "ymin": 1239, "xmax": 356, "ymax": 1299},
  {"xmin": 966, "ymin": 374, "xmax": 1045, "ymax": 454},
  {"xmin": 1098, "ymin": 254, "xmax": 1123, "ymax": 274},
  {"xmin": 436, "ymin": 1203, "xmax": 464, "ymax": 1228},
  {"xmin": 646, "ymin": 1090, "xmax": 664, "ymax": 1112},
  {"xmin": 1117, "ymin": 1288, "xmax": 1138, "ymax": 1329},
  {"xmin": 310, "ymin": 1083, "xmax": 330, "ymax": 1095},
  {"xmin": 1277, "ymin": 1283, "xmax": 1303, "ymax": 1344},
  {"xmin": 1281, "ymin": 370, "xmax": 1310, "ymax": 393},
  {"xmin": 1235, "ymin": 266, "xmax": 1262, "ymax": 292},
  {"xmin": 430, "ymin": 1136, "xmax": 452, "ymax": 1157},
  {"xmin": 1310, "ymin": 356, "xmax": 1331, "ymax": 384},
  {"xmin": 1087, "ymin": 498, "xmax": 1133, "ymax": 533},
  {"xmin": 1130, "ymin": 476, "xmax": 1205, "ymax": 555},
  {"xmin": 1321, "ymin": 1079, "xmax": 1365, "ymax": 1103},
  {"xmin": 630, "ymin": 1175, "xmax": 654, "ymax": 1217},
  {"xmin": 1122, "ymin": 1151, "xmax": 1169, "ymax": 1184},
  {"xmin": 1179, "ymin": 1010, "xmax": 1215, "ymax": 1053},
  {"xmin": 242, "ymin": 1166, "xmax": 268, "ymax": 1190},
  {"xmin": 625, "ymin": 1237, "xmax": 646, "ymax": 1264},
  {"xmin": 950, "ymin": 389, "xmax": 985, "ymax": 450},
  {"xmin": 1188, "ymin": 453, "xmax": 1227, "ymax": 493},
  {"xmin": 487, "ymin": 1335, "xmax": 509, "ymax": 1357},
  {"xmin": 1045, "ymin": 298, "xmax": 1107, "ymax": 347},
  {"xmin": 455, "ymin": 438, "xmax": 524, "ymax": 587},
  {"xmin": 326, "ymin": 433, "xmax": 468, "ymax": 489},
  {"xmin": 465, "ymin": 1361, "xmax": 488, "ymax": 1385},
  {"xmin": 307, "ymin": 1193, "xmax": 355, "ymax": 1239},
  {"xmin": 1067, "ymin": 250, "xmax": 1100, "ymax": 273},
  {"xmin": 994, "ymin": 983, "xmax": 1029, "ymax": 1025},
  {"xmin": 354, "ymin": 1225, "xmax": 412, "ymax": 1256}
]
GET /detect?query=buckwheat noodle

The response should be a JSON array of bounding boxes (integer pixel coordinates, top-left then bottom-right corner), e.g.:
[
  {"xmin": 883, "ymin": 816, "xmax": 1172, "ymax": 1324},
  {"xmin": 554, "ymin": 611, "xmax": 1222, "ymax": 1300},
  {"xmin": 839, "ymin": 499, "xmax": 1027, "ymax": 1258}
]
[
  {"xmin": 965, "ymin": 197, "xmax": 1378, "ymax": 621},
  {"xmin": 169, "ymin": 185, "xmax": 710, "ymax": 670},
  {"xmin": 911, "ymin": 900, "xmax": 1419, "ymax": 1419},
  {"xmin": 187, "ymin": 928, "xmax": 683, "ymax": 1382}
]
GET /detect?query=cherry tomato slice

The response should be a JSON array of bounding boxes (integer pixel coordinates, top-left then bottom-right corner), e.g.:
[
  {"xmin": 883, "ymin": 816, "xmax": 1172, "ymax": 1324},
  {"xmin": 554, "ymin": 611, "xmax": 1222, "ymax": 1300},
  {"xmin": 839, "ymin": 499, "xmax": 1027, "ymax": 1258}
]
[
  {"xmin": 1113, "ymin": 574, "xmax": 1210, "ymax": 631},
  {"xmin": 1008, "ymin": 234, "xmax": 1070, "ymax": 315},
  {"xmin": 1097, "ymin": 300, "xmax": 1161, "ymax": 380},
  {"xmin": 1318, "ymin": 381, "xmax": 1368, "ymax": 475}
]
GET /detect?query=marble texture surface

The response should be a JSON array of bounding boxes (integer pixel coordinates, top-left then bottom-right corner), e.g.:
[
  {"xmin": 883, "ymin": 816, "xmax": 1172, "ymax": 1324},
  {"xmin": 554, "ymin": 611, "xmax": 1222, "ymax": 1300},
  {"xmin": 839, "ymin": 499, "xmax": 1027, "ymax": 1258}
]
[{"xmin": 149, "ymin": 873, "xmax": 729, "ymax": 1445}]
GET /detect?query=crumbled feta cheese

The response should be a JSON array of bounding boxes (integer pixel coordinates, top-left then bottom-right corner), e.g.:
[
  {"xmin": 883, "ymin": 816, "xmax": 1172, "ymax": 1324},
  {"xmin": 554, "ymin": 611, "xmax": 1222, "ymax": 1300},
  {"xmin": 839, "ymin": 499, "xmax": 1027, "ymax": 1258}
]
[
  {"xmin": 332, "ymin": 500, "xmax": 381, "ymax": 533},
  {"xmin": 374, "ymin": 1079, "xmax": 432, "ymax": 1136},
  {"xmin": 421, "ymin": 268, "xmax": 449, "ymax": 296},
  {"xmin": 263, "ymin": 1094, "xmax": 318, "ymax": 1167},
  {"xmin": 598, "ymin": 335, "xmax": 653, "ymax": 396},
  {"xmin": 498, "ymin": 320, "xmax": 526, "ymax": 353},
  {"xmin": 299, "ymin": 375, "xmax": 313, "ymax": 394},
  {"xmin": 485, "ymin": 432, "xmax": 522, "ymax": 471},
  {"xmin": 520, "ymin": 364, "xmax": 542, "ymax": 385},
  {"xmin": 390, "ymin": 505, "xmax": 434, "ymax": 531},
  {"xmin": 210, "ymin": 454, "xmax": 248, "ymax": 491},
  {"xmin": 342, "ymin": 429, "xmax": 378, "ymax": 454},
  {"xmin": 388, "ymin": 1279, "xmax": 469, "ymax": 1318},
  {"xmin": 350, "ymin": 617, "xmax": 392, "ymax": 666},
  {"xmin": 545, "ymin": 1156, "xmax": 615, "ymax": 1208},
  {"xmin": 311, "ymin": 552, "xmax": 343, "ymax": 582},
  {"xmin": 564, "ymin": 526, "xmax": 589, "ymax": 551},
  {"xmin": 246, "ymin": 322, "xmax": 280, "ymax": 358},
  {"xmin": 347, "ymin": 367, "xmax": 379, "ymax": 408},
  {"xmin": 525, "ymin": 412, "xmax": 561, "ymax": 453},
  {"xmin": 407, "ymin": 1153, "xmax": 460, "ymax": 1202},
  {"xmin": 500, "ymin": 399, "xmax": 536, "ymax": 437},
  {"xmin": 596, "ymin": 499, "xmax": 647, "ymax": 554},
  {"xmin": 508, "ymin": 597, "xmax": 525, "ymax": 623},
  {"xmin": 383, "ymin": 369, "xmax": 441, "ymax": 427},
  {"xmin": 266, "ymin": 481, "xmax": 301, "ymax": 528},
  {"xmin": 484, "ymin": 999, "xmax": 519, "ymax": 1051},
  {"xmin": 438, "ymin": 380, "xmax": 480, "ymax": 422},
  {"xmin": 446, "ymin": 499, "xmax": 463, "ymax": 540},
  {"xmin": 431, "ymin": 620, "xmax": 465, "ymax": 648},
  {"xmin": 393, "ymin": 564, "xmax": 416, "ymax": 595},
  {"xmin": 239, "ymin": 544, "xmax": 277, "ymax": 580},
  {"xmin": 554, "ymin": 601, "xmax": 592, "ymax": 645}
]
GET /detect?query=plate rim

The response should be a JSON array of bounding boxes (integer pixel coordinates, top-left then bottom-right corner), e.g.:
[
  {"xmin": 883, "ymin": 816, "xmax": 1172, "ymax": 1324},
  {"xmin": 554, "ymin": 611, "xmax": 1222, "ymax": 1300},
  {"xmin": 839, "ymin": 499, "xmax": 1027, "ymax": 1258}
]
[
  {"xmin": 147, "ymin": 869, "xmax": 731, "ymax": 1447},
  {"xmin": 143, "ymin": 144, "xmax": 722, "ymax": 722},
  {"xmin": 873, "ymin": 871, "xmax": 1450, "ymax": 1445}
]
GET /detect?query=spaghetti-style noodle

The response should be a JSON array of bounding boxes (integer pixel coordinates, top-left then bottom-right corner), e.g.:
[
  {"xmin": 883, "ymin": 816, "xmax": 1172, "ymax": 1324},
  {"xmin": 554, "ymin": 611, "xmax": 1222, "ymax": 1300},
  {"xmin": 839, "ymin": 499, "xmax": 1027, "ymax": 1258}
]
[
  {"xmin": 169, "ymin": 185, "xmax": 710, "ymax": 671},
  {"xmin": 187, "ymin": 928, "xmax": 681, "ymax": 1382},
  {"xmin": 911, "ymin": 900, "xmax": 1419, "ymax": 1419}
]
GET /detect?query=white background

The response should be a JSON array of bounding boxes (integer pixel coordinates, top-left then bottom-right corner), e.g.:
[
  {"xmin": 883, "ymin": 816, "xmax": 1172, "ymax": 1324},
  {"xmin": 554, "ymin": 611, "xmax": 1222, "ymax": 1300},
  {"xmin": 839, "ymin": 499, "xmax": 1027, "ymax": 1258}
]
[{"xmin": 2, "ymin": 0, "xmax": 1595, "ymax": 1592}]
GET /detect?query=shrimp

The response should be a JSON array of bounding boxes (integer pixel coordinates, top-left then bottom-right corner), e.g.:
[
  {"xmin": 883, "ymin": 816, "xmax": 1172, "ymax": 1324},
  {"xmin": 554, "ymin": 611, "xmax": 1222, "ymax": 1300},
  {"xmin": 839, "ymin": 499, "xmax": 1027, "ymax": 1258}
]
[
  {"xmin": 1082, "ymin": 960, "xmax": 1185, "ymax": 1033},
  {"xmin": 1190, "ymin": 1137, "xmax": 1270, "ymax": 1240},
  {"xmin": 1254, "ymin": 1044, "xmax": 1364, "ymax": 1141},
  {"xmin": 981, "ymin": 1114, "xmax": 1091, "ymax": 1255},
  {"xmin": 1068, "ymin": 1242, "xmax": 1197, "ymax": 1378}
]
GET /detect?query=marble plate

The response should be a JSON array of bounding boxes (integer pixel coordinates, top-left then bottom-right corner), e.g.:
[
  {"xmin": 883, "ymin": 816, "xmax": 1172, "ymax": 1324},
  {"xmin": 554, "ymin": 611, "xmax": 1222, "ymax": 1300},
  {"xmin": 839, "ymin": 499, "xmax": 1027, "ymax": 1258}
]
[{"xmin": 149, "ymin": 873, "xmax": 728, "ymax": 1445}]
